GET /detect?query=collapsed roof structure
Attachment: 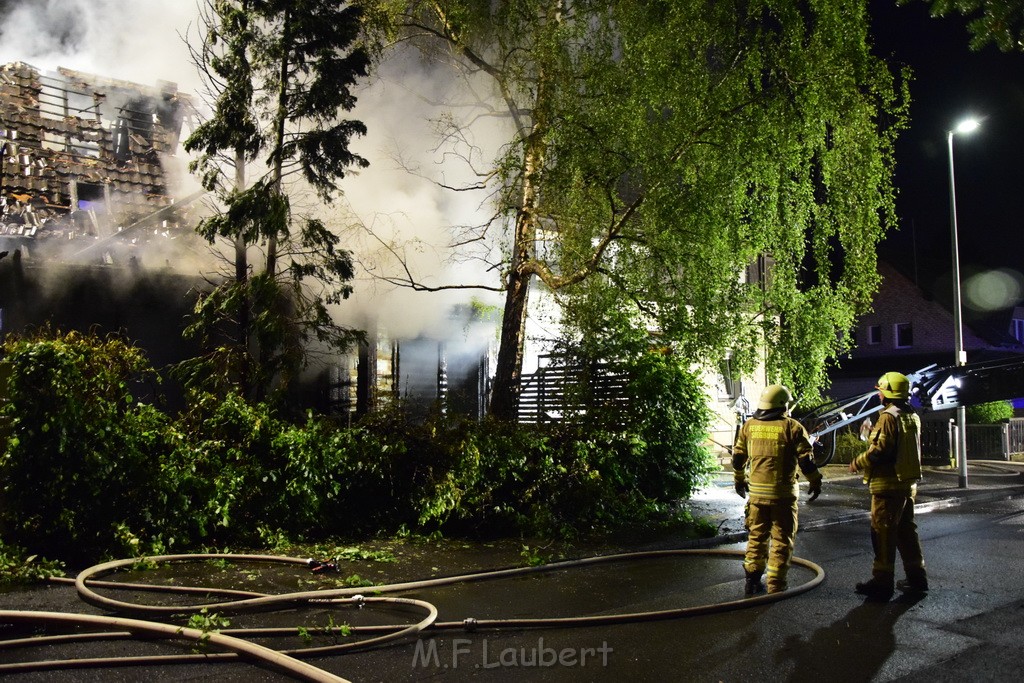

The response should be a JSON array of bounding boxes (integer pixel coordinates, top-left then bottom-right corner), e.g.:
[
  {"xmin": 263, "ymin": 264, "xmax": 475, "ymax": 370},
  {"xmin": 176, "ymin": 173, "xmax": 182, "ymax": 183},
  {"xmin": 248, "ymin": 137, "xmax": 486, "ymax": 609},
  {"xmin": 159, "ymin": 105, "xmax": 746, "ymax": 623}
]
[
  {"xmin": 0, "ymin": 61, "xmax": 204, "ymax": 266},
  {"xmin": 0, "ymin": 62, "xmax": 494, "ymax": 421}
]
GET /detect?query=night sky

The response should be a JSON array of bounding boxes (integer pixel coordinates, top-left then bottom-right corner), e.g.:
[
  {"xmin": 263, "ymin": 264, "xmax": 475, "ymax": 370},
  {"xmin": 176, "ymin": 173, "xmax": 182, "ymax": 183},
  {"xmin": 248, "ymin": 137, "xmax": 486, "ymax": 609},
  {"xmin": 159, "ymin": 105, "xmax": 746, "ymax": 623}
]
[{"xmin": 869, "ymin": 1, "xmax": 1024, "ymax": 332}]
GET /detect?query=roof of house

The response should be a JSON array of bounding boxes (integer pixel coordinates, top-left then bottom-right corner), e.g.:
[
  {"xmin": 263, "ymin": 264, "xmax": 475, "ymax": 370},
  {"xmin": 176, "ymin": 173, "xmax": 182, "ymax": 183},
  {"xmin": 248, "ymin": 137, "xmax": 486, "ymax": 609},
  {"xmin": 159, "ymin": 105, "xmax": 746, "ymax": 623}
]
[{"xmin": 828, "ymin": 260, "xmax": 1024, "ymax": 398}]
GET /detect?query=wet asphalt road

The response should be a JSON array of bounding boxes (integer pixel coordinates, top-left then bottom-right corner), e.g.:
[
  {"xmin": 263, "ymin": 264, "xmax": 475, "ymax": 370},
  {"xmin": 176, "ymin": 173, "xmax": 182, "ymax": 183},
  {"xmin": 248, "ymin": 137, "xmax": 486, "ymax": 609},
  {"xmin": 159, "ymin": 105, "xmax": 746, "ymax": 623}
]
[{"xmin": 2, "ymin": 462, "xmax": 1024, "ymax": 682}]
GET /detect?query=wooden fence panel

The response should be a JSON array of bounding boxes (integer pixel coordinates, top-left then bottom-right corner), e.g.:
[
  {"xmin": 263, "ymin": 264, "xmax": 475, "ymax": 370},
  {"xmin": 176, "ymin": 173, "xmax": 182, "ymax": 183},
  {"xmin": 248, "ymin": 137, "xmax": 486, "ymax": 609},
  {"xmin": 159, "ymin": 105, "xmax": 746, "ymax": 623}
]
[{"xmin": 518, "ymin": 362, "xmax": 631, "ymax": 425}]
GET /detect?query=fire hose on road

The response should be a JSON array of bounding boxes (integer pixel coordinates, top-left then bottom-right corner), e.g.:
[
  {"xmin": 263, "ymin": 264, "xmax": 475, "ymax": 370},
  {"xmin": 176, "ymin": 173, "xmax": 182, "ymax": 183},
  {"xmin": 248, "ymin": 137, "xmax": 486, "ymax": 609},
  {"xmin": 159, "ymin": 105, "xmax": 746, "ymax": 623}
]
[{"xmin": 0, "ymin": 549, "xmax": 825, "ymax": 680}]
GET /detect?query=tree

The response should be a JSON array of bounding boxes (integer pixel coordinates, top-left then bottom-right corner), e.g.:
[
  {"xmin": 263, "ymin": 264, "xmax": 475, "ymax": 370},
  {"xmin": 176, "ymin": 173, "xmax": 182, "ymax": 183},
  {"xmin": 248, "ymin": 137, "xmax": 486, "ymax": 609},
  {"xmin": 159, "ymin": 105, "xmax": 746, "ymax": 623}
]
[
  {"xmin": 182, "ymin": 0, "xmax": 370, "ymax": 401},
  {"xmin": 364, "ymin": 0, "xmax": 907, "ymax": 418},
  {"xmin": 907, "ymin": 0, "xmax": 1024, "ymax": 51}
]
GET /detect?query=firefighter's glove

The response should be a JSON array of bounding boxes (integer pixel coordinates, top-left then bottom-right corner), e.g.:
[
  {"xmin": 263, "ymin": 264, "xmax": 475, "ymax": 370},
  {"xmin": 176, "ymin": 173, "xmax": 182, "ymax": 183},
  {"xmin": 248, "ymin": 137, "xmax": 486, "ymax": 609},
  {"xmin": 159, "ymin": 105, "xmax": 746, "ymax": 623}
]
[
  {"xmin": 807, "ymin": 478, "xmax": 821, "ymax": 502},
  {"xmin": 734, "ymin": 480, "xmax": 749, "ymax": 499}
]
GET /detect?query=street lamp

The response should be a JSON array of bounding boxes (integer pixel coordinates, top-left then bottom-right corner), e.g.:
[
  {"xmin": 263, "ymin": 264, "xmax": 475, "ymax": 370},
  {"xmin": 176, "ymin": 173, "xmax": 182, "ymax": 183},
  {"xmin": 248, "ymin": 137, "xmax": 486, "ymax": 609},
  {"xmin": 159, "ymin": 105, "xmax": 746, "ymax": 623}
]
[{"xmin": 947, "ymin": 116, "xmax": 979, "ymax": 489}]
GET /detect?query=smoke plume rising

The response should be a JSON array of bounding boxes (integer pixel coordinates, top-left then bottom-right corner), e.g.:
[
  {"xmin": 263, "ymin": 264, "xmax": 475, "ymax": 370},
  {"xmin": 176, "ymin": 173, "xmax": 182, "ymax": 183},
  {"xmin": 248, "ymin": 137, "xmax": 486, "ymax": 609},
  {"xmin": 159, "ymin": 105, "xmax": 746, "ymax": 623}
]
[{"xmin": 0, "ymin": 0, "xmax": 509, "ymax": 347}]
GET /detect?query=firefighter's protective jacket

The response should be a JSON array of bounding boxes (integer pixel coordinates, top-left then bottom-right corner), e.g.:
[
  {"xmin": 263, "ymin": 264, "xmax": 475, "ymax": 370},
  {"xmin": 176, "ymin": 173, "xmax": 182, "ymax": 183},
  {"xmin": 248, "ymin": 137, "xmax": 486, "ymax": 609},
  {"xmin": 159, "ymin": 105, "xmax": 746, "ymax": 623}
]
[
  {"xmin": 732, "ymin": 409, "xmax": 821, "ymax": 501},
  {"xmin": 854, "ymin": 403, "xmax": 922, "ymax": 494}
]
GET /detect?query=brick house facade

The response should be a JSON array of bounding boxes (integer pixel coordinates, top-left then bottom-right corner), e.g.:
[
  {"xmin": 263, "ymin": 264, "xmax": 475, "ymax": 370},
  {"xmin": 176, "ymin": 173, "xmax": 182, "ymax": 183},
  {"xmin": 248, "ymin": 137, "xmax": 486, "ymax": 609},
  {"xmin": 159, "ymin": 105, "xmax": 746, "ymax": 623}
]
[{"xmin": 829, "ymin": 261, "xmax": 1024, "ymax": 400}]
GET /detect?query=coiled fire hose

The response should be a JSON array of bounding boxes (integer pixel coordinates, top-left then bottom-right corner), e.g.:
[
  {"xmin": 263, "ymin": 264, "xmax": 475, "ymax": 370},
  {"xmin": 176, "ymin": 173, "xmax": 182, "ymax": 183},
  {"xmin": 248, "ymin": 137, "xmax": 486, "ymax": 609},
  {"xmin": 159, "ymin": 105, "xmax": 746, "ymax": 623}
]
[{"xmin": 0, "ymin": 549, "xmax": 824, "ymax": 681}]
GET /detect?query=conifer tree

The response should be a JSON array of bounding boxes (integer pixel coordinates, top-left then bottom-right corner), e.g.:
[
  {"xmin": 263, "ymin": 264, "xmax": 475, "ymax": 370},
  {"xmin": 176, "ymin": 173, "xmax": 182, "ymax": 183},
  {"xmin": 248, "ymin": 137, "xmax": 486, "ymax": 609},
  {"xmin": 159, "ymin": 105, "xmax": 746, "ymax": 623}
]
[{"xmin": 183, "ymin": 0, "xmax": 370, "ymax": 400}]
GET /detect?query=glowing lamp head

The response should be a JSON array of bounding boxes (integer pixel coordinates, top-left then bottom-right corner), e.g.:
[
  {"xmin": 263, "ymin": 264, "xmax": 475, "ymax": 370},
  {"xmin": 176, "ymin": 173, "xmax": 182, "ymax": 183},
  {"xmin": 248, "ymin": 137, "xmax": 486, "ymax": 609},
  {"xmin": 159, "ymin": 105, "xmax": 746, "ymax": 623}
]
[{"xmin": 954, "ymin": 118, "xmax": 980, "ymax": 135}]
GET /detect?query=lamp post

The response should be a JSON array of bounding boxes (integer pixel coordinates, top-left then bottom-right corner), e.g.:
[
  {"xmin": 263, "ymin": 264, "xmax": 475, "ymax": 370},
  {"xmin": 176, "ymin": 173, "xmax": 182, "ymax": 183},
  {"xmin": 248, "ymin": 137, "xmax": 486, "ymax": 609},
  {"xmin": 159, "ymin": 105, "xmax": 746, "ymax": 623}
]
[{"xmin": 947, "ymin": 117, "xmax": 979, "ymax": 489}]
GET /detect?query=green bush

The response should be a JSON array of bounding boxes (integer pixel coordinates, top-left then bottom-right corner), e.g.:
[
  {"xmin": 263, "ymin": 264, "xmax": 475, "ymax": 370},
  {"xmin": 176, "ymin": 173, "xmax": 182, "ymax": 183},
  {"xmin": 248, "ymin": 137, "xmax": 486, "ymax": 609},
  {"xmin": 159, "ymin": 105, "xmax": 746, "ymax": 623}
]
[
  {"xmin": 833, "ymin": 427, "xmax": 865, "ymax": 465},
  {"xmin": 277, "ymin": 407, "xmax": 420, "ymax": 536},
  {"xmin": 966, "ymin": 401, "xmax": 1014, "ymax": 424},
  {"xmin": 617, "ymin": 352, "xmax": 718, "ymax": 501},
  {"xmin": 0, "ymin": 330, "xmax": 175, "ymax": 563},
  {"xmin": 416, "ymin": 352, "xmax": 718, "ymax": 537},
  {"xmin": 1, "ymin": 331, "xmax": 719, "ymax": 562}
]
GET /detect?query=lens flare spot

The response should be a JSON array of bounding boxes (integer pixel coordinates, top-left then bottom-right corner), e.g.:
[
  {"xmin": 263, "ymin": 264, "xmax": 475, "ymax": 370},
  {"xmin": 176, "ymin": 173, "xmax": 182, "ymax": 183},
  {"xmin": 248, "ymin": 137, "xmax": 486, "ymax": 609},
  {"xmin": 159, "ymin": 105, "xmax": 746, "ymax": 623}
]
[{"xmin": 964, "ymin": 269, "xmax": 1024, "ymax": 312}]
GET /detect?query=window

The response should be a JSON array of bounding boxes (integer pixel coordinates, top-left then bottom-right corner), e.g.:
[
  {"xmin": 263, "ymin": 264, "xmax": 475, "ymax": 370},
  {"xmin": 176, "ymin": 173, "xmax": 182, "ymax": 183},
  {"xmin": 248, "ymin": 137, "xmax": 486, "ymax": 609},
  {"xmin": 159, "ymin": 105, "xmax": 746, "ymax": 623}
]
[
  {"xmin": 894, "ymin": 322, "xmax": 913, "ymax": 349},
  {"xmin": 867, "ymin": 325, "xmax": 882, "ymax": 345},
  {"xmin": 718, "ymin": 354, "xmax": 742, "ymax": 401},
  {"xmin": 744, "ymin": 254, "xmax": 774, "ymax": 290}
]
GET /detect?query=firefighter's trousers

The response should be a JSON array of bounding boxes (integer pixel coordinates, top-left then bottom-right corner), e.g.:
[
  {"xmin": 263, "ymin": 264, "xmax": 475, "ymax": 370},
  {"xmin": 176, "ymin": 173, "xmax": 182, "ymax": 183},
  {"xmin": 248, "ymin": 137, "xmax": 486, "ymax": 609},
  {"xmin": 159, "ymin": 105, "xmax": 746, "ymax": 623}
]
[
  {"xmin": 869, "ymin": 491, "xmax": 926, "ymax": 579},
  {"xmin": 744, "ymin": 497, "xmax": 798, "ymax": 591}
]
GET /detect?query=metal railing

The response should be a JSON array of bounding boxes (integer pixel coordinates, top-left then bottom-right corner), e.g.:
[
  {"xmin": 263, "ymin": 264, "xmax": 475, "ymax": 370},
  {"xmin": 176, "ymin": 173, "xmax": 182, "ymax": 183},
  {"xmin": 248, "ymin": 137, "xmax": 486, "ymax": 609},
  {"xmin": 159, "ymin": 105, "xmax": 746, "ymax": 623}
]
[{"xmin": 920, "ymin": 418, "xmax": 1024, "ymax": 462}]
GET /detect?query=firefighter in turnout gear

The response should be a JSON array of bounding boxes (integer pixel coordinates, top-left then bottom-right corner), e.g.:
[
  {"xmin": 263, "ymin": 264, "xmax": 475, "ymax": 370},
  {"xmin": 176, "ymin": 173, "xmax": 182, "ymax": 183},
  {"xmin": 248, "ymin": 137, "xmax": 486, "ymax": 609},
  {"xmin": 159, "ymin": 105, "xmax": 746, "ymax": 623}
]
[
  {"xmin": 849, "ymin": 371, "xmax": 928, "ymax": 601},
  {"xmin": 733, "ymin": 384, "xmax": 822, "ymax": 595}
]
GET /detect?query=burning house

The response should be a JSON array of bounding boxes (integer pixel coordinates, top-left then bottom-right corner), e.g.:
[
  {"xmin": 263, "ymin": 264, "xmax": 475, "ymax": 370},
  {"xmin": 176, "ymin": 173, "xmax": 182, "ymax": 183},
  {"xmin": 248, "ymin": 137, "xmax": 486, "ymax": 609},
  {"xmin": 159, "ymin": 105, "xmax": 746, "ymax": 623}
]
[
  {"xmin": 0, "ymin": 61, "xmax": 203, "ymax": 265},
  {"xmin": 0, "ymin": 61, "xmax": 491, "ymax": 419},
  {"xmin": 0, "ymin": 61, "xmax": 209, "ymax": 376}
]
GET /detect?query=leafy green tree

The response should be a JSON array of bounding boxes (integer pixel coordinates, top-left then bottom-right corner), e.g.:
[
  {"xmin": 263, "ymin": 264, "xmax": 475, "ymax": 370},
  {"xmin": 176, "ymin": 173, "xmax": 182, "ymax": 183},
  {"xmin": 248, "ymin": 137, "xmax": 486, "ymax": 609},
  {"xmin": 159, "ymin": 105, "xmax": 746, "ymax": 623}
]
[
  {"xmin": 908, "ymin": 0, "xmax": 1024, "ymax": 51},
  {"xmin": 364, "ymin": 0, "xmax": 907, "ymax": 416},
  {"xmin": 182, "ymin": 0, "xmax": 370, "ymax": 401}
]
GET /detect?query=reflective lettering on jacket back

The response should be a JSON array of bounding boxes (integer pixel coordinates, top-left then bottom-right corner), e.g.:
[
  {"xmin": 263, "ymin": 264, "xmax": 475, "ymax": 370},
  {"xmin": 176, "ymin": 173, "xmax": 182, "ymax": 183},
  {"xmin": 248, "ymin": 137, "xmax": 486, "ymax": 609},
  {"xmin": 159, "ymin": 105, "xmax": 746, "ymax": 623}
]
[
  {"xmin": 744, "ymin": 419, "xmax": 799, "ymax": 499},
  {"xmin": 748, "ymin": 423, "xmax": 785, "ymax": 455}
]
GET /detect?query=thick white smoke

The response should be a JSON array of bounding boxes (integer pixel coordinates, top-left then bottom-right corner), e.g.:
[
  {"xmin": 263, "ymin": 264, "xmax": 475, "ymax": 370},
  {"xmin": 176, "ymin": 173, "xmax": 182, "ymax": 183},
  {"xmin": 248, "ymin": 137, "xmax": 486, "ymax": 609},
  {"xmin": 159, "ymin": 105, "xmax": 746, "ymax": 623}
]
[
  {"xmin": 337, "ymin": 49, "xmax": 509, "ymax": 342},
  {"xmin": 0, "ymin": 0, "xmax": 509, "ymax": 346},
  {"xmin": 0, "ymin": 0, "xmax": 198, "ymax": 91}
]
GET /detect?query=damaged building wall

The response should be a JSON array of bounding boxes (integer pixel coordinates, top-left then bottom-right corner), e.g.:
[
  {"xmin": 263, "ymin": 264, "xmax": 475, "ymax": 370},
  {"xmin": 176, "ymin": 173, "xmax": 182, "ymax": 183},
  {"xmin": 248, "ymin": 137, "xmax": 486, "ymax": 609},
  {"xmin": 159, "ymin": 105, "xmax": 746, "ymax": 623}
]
[
  {"xmin": 0, "ymin": 61, "xmax": 200, "ymax": 265},
  {"xmin": 298, "ymin": 321, "xmax": 492, "ymax": 424}
]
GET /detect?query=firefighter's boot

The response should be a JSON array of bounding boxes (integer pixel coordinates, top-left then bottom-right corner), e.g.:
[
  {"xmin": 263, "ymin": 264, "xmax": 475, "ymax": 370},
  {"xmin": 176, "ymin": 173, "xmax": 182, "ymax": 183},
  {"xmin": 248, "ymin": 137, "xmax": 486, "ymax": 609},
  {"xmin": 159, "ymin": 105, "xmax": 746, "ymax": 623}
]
[
  {"xmin": 896, "ymin": 568, "xmax": 929, "ymax": 593},
  {"xmin": 744, "ymin": 569, "xmax": 765, "ymax": 596},
  {"xmin": 855, "ymin": 573, "xmax": 894, "ymax": 601}
]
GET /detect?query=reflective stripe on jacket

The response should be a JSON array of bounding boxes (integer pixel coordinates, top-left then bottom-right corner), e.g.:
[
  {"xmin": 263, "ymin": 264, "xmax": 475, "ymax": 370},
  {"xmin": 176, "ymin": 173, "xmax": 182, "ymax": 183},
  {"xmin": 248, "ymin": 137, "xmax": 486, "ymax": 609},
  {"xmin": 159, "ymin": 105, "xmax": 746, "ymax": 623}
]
[
  {"xmin": 854, "ymin": 403, "xmax": 922, "ymax": 495},
  {"xmin": 732, "ymin": 415, "xmax": 818, "ymax": 501}
]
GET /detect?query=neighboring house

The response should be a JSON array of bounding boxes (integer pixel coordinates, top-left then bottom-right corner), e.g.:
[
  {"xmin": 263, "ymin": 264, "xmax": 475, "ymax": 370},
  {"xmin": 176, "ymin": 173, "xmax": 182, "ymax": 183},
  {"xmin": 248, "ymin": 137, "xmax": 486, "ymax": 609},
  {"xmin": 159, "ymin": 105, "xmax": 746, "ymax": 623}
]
[
  {"xmin": 516, "ymin": 260, "xmax": 773, "ymax": 460},
  {"xmin": 828, "ymin": 261, "xmax": 1024, "ymax": 401}
]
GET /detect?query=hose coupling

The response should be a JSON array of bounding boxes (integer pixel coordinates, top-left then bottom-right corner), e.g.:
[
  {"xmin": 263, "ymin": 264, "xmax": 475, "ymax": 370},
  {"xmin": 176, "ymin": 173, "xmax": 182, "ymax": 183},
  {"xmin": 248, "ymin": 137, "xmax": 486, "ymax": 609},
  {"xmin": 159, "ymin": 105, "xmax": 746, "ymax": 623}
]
[{"xmin": 308, "ymin": 558, "xmax": 338, "ymax": 573}]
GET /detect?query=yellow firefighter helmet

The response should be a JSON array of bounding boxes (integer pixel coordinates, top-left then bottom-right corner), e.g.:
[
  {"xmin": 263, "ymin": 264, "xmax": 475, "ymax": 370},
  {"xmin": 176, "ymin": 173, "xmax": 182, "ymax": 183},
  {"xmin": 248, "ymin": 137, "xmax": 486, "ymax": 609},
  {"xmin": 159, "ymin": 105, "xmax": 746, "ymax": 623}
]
[
  {"xmin": 876, "ymin": 371, "xmax": 911, "ymax": 400},
  {"xmin": 757, "ymin": 384, "xmax": 793, "ymax": 410}
]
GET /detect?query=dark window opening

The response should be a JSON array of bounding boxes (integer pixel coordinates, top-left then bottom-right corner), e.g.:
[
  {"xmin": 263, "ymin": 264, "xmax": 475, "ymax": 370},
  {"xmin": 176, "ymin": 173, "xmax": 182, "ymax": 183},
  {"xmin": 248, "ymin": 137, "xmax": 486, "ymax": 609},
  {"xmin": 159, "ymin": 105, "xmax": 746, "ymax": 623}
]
[
  {"xmin": 718, "ymin": 354, "xmax": 741, "ymax": 400},
  {"xmin": 895, "ymin": 322, "xmax": 913, "ymax": 349},
  {"xmin": 867, "ymin": 325, "xmax": 882, "ymax": 345}
]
